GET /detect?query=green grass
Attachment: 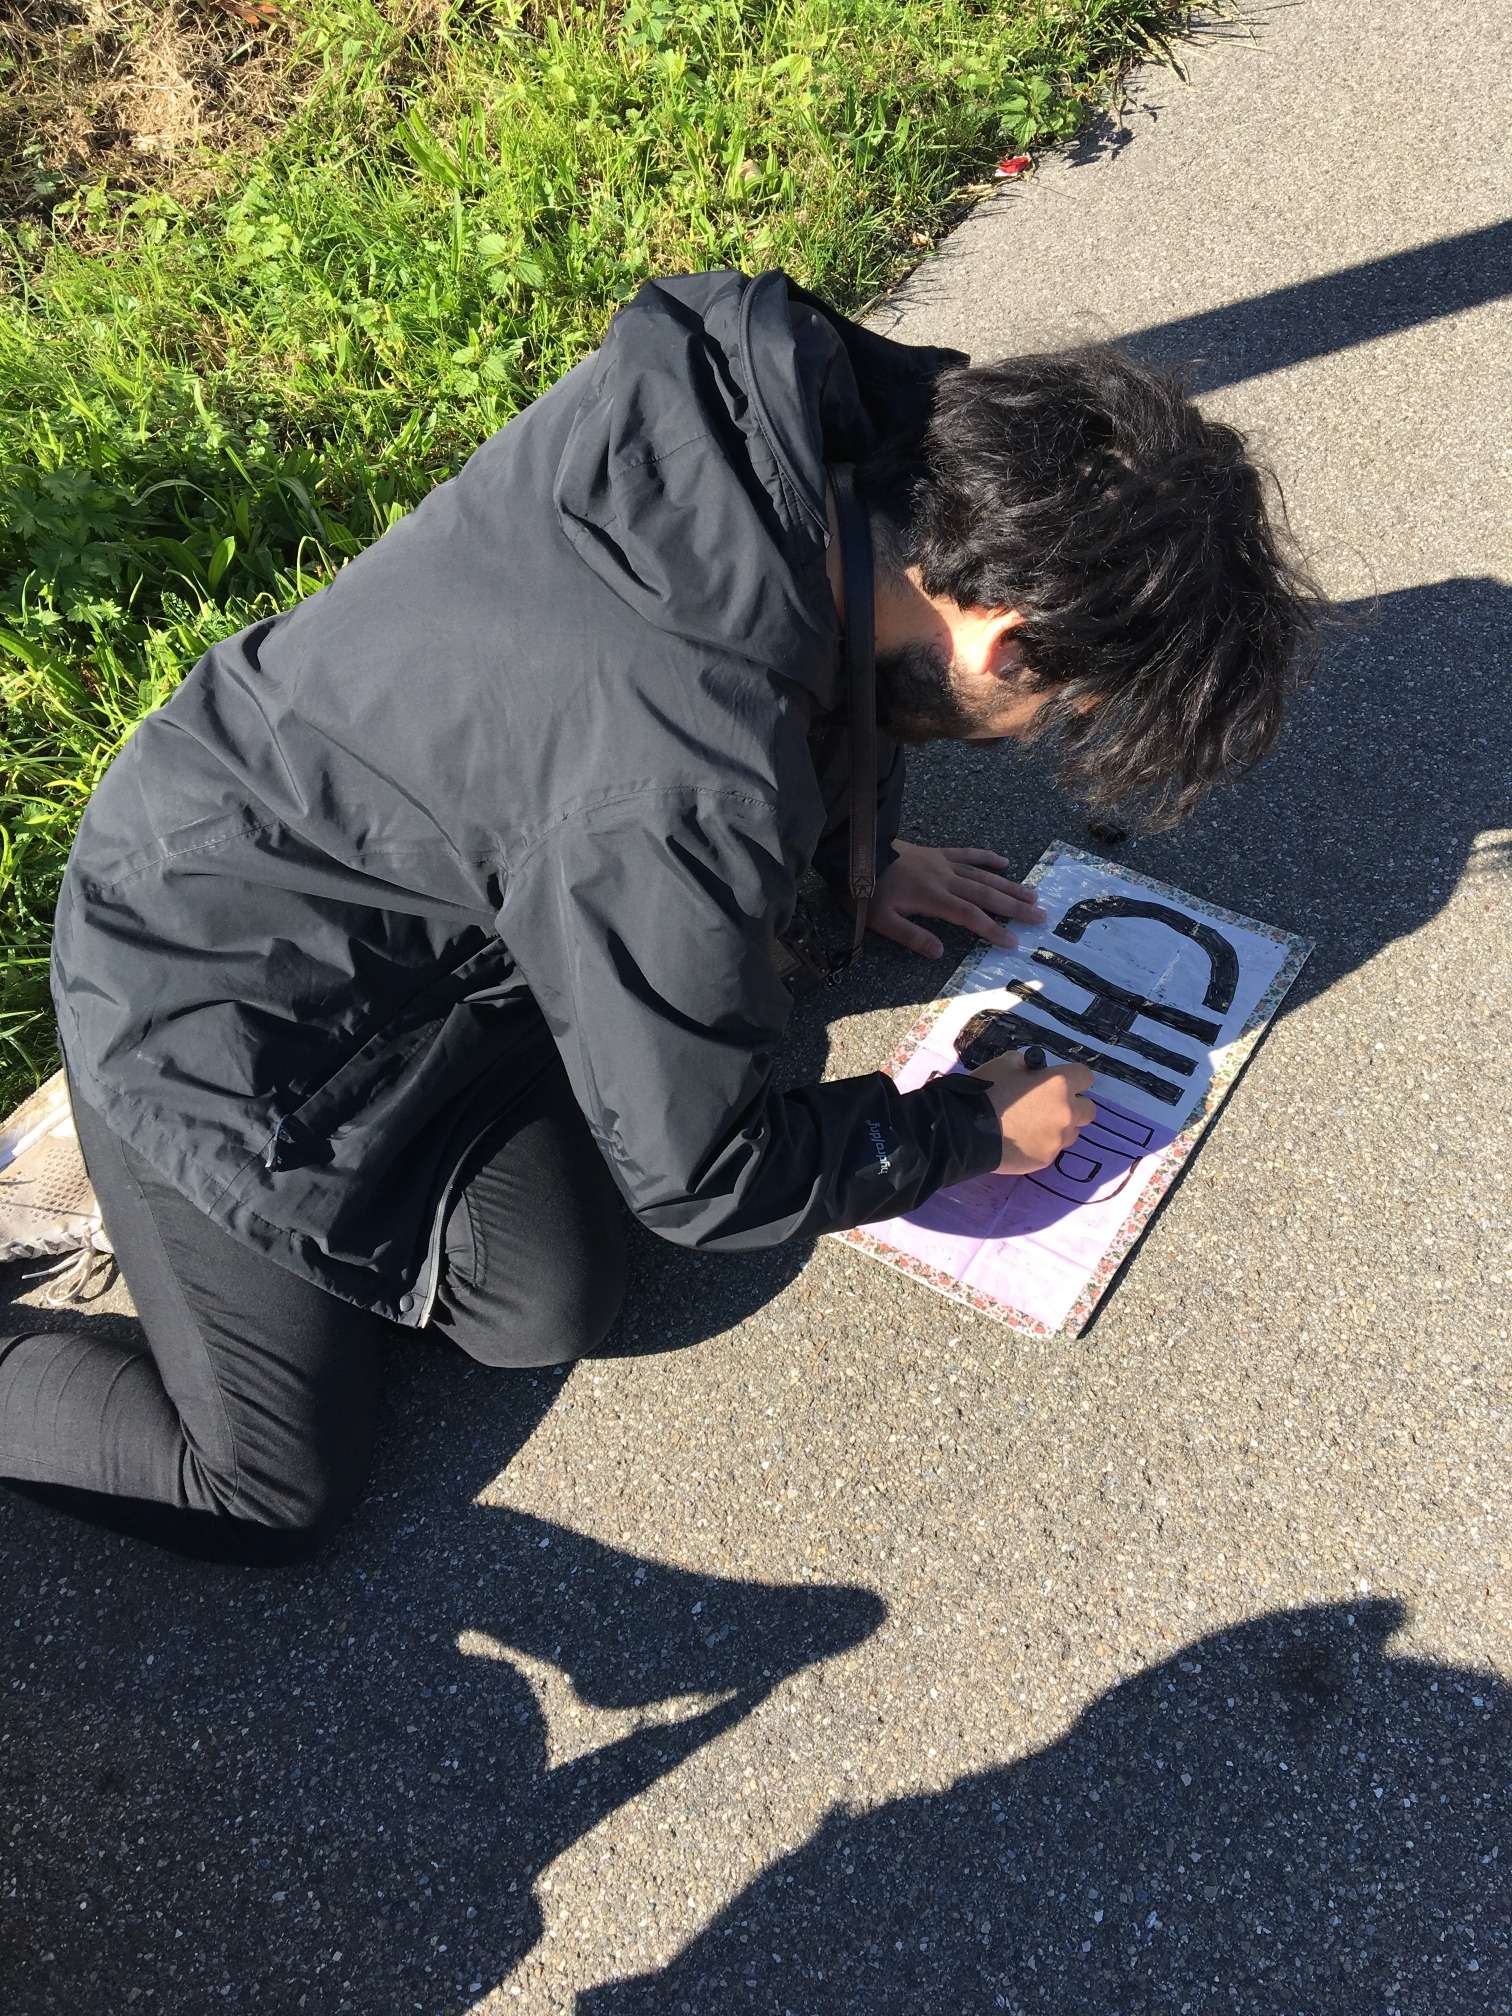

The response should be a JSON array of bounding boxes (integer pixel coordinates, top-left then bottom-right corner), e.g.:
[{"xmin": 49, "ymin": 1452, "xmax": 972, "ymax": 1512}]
[{"xmin": 0, "ymin": 0, "xmax": 1191, "ymax": 1106}]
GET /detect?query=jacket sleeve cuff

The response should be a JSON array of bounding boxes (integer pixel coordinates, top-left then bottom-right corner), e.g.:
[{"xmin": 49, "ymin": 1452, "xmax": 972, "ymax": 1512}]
[{"xmin": 911, "ymin": 1070, "xmax": 1003, "ymax": 1184}]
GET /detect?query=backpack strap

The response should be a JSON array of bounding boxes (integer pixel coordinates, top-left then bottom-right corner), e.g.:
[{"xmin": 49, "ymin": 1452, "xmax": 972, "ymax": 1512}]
[{"xmin": 830, "ymin": 463, "xmax": 876, "ymax": 968}]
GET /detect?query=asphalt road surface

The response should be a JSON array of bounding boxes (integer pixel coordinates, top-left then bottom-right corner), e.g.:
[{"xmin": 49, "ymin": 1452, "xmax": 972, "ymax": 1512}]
[{"xmin": 3, "ymin": 0, "xmax": 1508, "ymax": 2008}]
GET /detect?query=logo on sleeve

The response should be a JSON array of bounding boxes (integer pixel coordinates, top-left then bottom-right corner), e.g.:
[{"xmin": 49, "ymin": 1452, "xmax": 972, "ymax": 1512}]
[{"xmin": 866, "ymin": 1120, "xmax": 894, "ymax": 1173}]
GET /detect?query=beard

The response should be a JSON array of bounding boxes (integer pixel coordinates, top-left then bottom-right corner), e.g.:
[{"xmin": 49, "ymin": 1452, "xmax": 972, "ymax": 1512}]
[{"xmin": 875, "ymin": 637, "xmax": 994, "ymax": 744}]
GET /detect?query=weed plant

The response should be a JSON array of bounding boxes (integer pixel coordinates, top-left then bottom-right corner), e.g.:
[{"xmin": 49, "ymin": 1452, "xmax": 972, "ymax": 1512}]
[{"xmin": 1, "ymin": 0, "xmax": 1190, "ymax": 1101}]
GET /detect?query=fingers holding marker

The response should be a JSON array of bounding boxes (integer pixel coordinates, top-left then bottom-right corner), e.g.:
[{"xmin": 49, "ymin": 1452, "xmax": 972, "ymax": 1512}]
[
  {"xmin": 1023, "ymin": 1045, "xmax": 1096, "ymax": 1131},
  {"xmin": 963, "ymin": 1044, "xmax": 1098, "ymax": 1175}
]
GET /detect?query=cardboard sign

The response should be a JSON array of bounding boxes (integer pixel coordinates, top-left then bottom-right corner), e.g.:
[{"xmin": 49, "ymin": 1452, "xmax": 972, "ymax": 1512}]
[{"xmin": 836, "ymin": 844, "xmax": 1311, "ymax": 1337}]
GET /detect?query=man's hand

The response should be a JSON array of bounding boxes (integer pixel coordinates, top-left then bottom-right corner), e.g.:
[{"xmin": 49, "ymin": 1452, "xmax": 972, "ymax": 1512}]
[
  {"xmin": 964, "ymin": 1048, "xmax": 1096, "ymax": 1176},
  {"xmin": 869, "ymin": 842, "xmax": 1047, "ymax": 961}
]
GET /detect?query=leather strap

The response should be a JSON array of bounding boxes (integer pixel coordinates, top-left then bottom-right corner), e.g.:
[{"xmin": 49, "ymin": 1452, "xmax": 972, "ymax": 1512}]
[{"xmin": 830, "ymin": 463, "xmax": 876, "ymax": 968}]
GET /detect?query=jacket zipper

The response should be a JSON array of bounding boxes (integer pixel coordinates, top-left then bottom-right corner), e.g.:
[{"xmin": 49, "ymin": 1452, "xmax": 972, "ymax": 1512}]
[{"xmin": 737, "ymin": 271, "xmax": 830, "ymax": 545}]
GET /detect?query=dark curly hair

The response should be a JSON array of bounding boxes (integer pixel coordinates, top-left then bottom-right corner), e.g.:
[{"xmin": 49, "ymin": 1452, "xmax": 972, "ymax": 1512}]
[{"xmin": 856, "ymin": 345, "xmax": 1325, "ymax": 827}]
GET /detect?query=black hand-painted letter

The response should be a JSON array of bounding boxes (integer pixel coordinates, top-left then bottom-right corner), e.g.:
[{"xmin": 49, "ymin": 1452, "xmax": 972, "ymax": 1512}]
[
  {"xmin": 953, "ymin": 1008, "xmax": 1186, "ymax": 1107},
  {"xmin": 1025, "ymin": 1103, "xmax": 1156, "ymax": 1205},
  {"xmin": 1050, "ymin": 897, "xmax": 1239, "ymax": 1013},
  {"xmin": 1015, "ymin": 896, "xmax": 1241, "ymax": 1067},
  {"xmin": 1005, "ymin": 972, "xmax": 1202, "ymax": 1074}
]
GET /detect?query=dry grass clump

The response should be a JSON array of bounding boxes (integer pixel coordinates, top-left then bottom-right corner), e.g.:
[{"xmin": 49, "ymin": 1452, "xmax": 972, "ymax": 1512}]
[{"xmin": 0, "ymin": 0, "xmax": 303, "ymax": 222}]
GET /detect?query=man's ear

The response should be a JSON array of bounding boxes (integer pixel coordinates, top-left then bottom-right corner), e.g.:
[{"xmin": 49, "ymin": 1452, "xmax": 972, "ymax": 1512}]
[{"xmin": 986, "ymin": 608, "xmax": 1029, "ymax": 683}]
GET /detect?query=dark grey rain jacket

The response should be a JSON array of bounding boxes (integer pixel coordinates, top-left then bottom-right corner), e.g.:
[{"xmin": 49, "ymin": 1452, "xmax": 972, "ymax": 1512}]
[{"xmin": 52, "ymin": 267, "xmax": 1002, "ymax": 1325}]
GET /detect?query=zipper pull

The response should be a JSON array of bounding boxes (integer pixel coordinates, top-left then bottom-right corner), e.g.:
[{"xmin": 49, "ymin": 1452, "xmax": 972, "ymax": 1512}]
[{"xmin": 264, "ymin": 1115, "xmax": 294, "ymax": 1172}]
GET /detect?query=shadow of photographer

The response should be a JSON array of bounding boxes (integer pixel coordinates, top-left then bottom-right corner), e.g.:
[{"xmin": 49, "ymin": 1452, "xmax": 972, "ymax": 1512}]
[
  {"xmin": 0, "ymin": 1349, "xmax": 885, "ymax": 2013},
  {"xmin": 583, "ymin": 1598, "xmax": 1509, "ymax": 2012}
]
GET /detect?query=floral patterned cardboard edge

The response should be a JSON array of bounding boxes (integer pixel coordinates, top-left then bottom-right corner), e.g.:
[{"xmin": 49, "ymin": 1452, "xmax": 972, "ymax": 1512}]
[{"xmin": 833, "ymin": 842, "xmax": 1313, "ymax": 1340}]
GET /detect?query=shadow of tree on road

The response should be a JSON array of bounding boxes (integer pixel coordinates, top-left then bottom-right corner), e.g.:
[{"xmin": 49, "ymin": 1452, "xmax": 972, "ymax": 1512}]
[{"xmin": 583, "ymin": 1599, "xmax": 1510, "ymax": 2013}]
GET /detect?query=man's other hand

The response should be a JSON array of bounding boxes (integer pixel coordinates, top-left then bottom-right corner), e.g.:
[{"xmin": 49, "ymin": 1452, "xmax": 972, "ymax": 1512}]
[
  {"xmin": 964, "ymin": 1049, "xmax": 1096, "ymax": 1176},
  {"xmin": 869, "ymin": 843, "xmax": 1047, "ymax": 961}
]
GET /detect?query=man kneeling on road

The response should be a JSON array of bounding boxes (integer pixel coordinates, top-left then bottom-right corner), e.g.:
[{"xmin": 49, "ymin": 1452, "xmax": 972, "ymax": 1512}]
[{"xmin": 0, "ymin": 266, "xmax": 1318, "ymax": 1562}]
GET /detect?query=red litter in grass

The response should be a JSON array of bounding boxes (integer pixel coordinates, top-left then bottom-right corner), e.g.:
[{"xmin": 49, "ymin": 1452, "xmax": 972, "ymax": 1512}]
[{"xmin": 995, "ymin": 154, "xmax": 1033, "ymax": 178}]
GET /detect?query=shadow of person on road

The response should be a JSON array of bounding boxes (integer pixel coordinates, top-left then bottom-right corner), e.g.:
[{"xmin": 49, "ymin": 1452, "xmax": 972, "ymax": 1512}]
[
  {"xmin": 0, "ymin": 1346, "xmax": 886, "ymax": 2014},
  {"xmin": 582, "ymin": 1598, "xmax": 1510, "ymax": 2013}
]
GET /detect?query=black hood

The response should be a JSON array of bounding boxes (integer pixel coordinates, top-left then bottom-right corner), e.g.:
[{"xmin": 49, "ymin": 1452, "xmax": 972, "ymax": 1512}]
[{"xmin": 551, "ymin": 267, "xmax": 965, "ymax": 685}]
